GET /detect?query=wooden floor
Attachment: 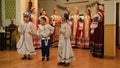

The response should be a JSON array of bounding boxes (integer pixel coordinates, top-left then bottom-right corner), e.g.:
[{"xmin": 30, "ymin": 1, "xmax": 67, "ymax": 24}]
[{"xmin": 0, "ymin": 48, "xmax": 120, "ymax": 68}]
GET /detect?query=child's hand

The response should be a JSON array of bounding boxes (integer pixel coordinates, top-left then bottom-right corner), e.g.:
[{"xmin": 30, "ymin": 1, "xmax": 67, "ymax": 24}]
[
  {"xmin": 19, "ymin": 32, "xmax": 23, "ymax": 35},
  {"xmin": 38, "ymin": 36, "xmax": 41, "ymax": 39},
  {"xmin": 48, "ymin": 33, "xmax": 51, "ymax": 37}
]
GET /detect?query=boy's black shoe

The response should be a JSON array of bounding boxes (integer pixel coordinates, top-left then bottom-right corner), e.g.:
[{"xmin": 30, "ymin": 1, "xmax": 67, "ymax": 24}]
[
  {"xmin": 46, "ymin": 57, "xmax": 49, "ymax": 61},
  {"xmin": 41, "ymin": 58, "xmax": 45, "ymax": 61},
  {"xmin": 21, "ymin": 55, "xmax": 26, "ymax": 60},
  {"xmin": 57, "ymin": 62, "xmax": 65, "ymax": 65}
]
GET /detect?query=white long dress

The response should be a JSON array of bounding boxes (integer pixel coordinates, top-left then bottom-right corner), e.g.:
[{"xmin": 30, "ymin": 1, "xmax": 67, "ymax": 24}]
[
  {"xmin": 58, "ymin": 22, "xmax": 74, "ymax": 63},
  {"xmin": 17, "ymin": 22, "xmax": 36, "ymax": 55}
]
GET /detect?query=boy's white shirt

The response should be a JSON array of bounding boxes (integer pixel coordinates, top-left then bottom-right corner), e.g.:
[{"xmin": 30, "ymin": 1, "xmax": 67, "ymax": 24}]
[{"xmin": 37, "ymin": 24, "xmax": 54, "ymax": 38}]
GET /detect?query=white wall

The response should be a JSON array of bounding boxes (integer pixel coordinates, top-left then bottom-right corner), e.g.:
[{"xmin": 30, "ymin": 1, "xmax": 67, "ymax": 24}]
[
  {"xmin": 16, "ymin": 0, "xmax": 26, "ymax": 26},
  {"xmin": 105, "ymin": 0, "xmax": 116, "ymax": 25}
]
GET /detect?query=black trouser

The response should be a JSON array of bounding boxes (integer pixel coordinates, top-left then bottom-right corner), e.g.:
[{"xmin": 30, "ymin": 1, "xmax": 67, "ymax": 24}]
[{"xmin": 41, "ymin": 39, "xmax": 50, "ymax": 57}]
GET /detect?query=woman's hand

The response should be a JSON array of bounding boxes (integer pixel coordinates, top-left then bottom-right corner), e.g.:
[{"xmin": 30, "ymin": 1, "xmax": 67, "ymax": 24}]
[
  {"xmin": 28, "ymin": 32, "xmax": 32, "ymax": 36},
  {"xmin": 61, "ymin": 31, "xmax": 65, "ymax": 35}
]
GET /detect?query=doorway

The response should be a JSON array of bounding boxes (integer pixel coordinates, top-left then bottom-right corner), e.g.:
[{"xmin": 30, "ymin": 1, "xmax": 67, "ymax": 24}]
[{"xmin": 116, "ymin": 2, "xmax": 119, "ymax": 48}]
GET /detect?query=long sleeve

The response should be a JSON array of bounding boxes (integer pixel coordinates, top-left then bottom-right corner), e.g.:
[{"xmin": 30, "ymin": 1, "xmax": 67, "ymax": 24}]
[
  {"xmin": 48, "ymin": 25, "xmax": 54, "ymax": 34},
  {"xmin": 36, "ymin": 24, "xmax": 54, "ymax": 38},
  {"xmin": 18, "ymin": 24, "xmax": 23, "ymax": 33}
]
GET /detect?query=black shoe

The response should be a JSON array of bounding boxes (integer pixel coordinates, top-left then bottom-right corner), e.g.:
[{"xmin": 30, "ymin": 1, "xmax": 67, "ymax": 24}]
[
  {"xmin": 46, "ymin": 57, "xmax": 49, "ymax": 61},
  {"xmin": 64, "ymin": 63, "xmax": 70, "ymax": 66},
  {"xmin": 57, "ymin": 62, "xmax": 65, "ymax": 65},
  {"xmin": 21, "ymin": 55, "xmax": 26, "ymax": 60},
  {"xmin": 41, "ymin": 58, "xmax": 45, "ymax": 61},
  {"xmin": 27, "ymin": 55, "xmax": 32, "ymax": 60}
]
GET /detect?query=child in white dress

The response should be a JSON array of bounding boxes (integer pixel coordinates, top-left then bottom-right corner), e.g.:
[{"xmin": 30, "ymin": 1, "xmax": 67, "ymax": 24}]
[
  {"xmin": 17, "ymin": 12, "xmax": 36, "ymax": 60},
  {"xmin": 57, "ymin": 14, "xmax": 74, "ymax": 66}
]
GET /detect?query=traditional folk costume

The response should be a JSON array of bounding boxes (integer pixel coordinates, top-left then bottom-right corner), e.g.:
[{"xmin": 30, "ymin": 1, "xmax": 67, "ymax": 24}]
[
  {"xmin": 77, "ymin": 17, "xmax": 84, "ymax": 48},
  {"xmin": 50, "ymin": 15, "xmax": 61, "ymax": 47},
  {"xmin": 17, "ymin": 21, "xmax": 36, "ymax": 55},
  {"xmin": 90, "ymin": 8, "xmax": 104, "ymax": 58},
  {"xmin": 70, "ymin": 15, "xmax": 83, "ymax": 47},
  {"xmin": 58, "ymin": 22, "xmax": 74, "ymax": 65},
  {"xmin": 31, "ymin": 14, "xmax": 40, "ymax": 48},
  {"xmin": 83, "ymin": 14, "xmax": 91, "ymax": 48},
  {"xmin": 37, "ymin": 24, "xmax": 54, "ymax": 60}
]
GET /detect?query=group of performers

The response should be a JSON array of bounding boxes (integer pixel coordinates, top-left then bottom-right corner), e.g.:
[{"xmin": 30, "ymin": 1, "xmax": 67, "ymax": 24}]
[
  {"xmin": 16, "ymin": 11, "xmax": 74, "ymax": 66},
  {"xmin": 28, "ymin": 3, "xmax": 104, "ymax": 49},
  {"xmin": 16, "ymin": 2, "xmax": 104, "ymax": 66},
  {"xmin": 49, "ymin": 6, "xmax": 103, "ymax": 49}
]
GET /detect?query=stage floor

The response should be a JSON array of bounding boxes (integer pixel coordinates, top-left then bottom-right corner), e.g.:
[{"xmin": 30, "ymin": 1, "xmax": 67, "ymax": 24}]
[{"xmin": 0, "ymin": 48, "xmax": 120, "ymax": 68}]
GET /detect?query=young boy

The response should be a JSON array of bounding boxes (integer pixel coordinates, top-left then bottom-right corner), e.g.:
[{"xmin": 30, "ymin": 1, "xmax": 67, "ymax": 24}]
[
  {"xmin": 37, "ymin": 17, "xmax": 54, "ymax": 61},
  {"xmin": 16, "ymin": 12, "xmax": 36, "ymax": 60}
]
